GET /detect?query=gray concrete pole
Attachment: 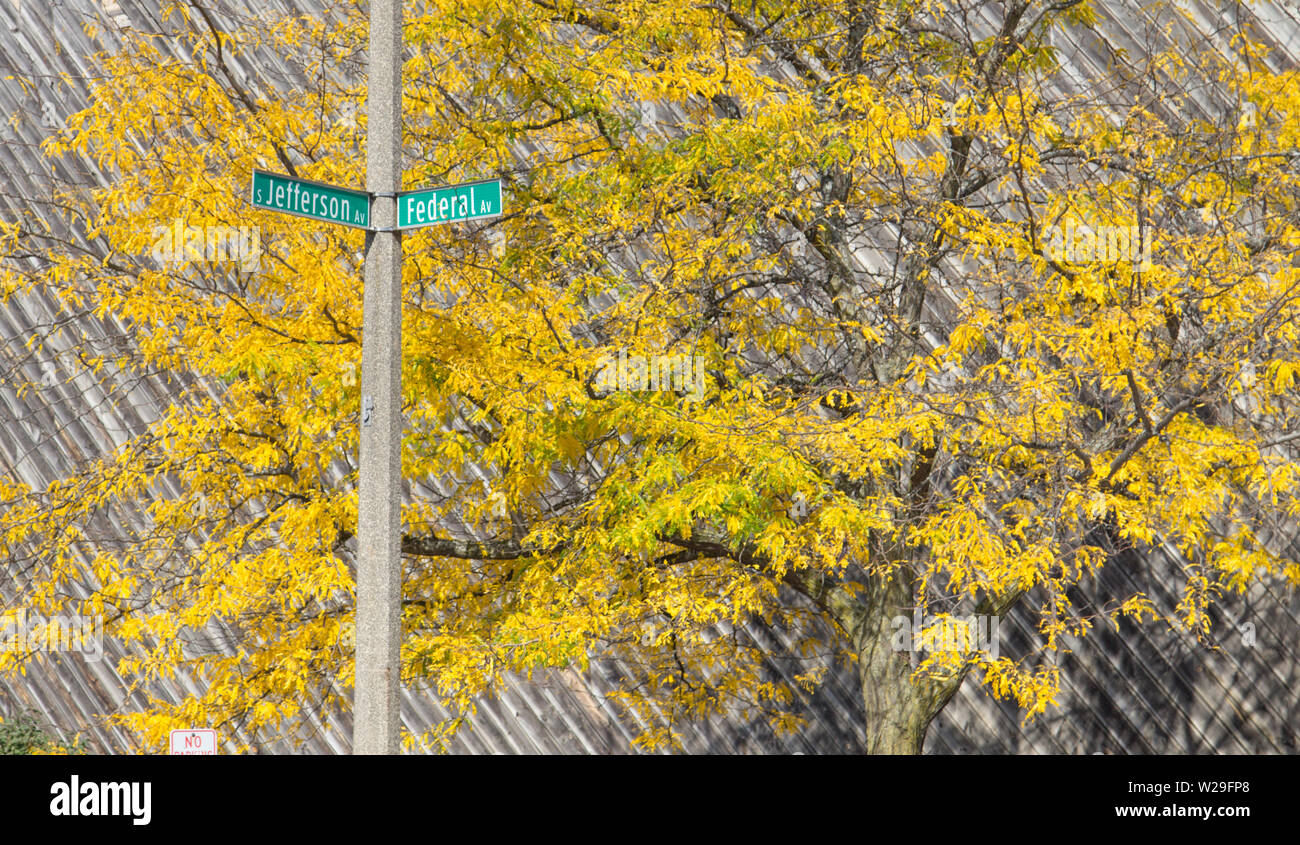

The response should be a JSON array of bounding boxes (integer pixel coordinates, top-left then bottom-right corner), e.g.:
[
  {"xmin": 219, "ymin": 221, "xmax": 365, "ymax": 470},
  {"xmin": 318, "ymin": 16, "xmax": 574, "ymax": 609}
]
[{"xmin": 355, "ymin": 0, "xmax": 403, "ymax": 755}]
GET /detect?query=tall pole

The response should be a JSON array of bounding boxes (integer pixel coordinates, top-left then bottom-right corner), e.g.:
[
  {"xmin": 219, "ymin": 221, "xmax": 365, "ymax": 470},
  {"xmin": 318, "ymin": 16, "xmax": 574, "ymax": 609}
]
[{"xmin": 355, "ymin": 0, "xmax": 403, "ymax": 754}]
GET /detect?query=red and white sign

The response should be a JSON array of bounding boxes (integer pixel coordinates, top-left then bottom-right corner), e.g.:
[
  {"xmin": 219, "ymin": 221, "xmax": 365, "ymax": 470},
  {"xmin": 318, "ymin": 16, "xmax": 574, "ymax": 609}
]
[{"xmin": 169, "ymin": 729, "xmax": 218, "ymax": 755}]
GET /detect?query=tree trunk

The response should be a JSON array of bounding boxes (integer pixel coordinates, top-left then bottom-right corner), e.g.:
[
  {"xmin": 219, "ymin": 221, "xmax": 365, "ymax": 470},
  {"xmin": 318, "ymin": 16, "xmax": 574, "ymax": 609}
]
[
  {"xmin": 773, "ymin": 536, "xmax": 974, "ymax": 754},
  {"xmin": 854, "ymin": 575, "xmax": 969, "ymax": 754}
]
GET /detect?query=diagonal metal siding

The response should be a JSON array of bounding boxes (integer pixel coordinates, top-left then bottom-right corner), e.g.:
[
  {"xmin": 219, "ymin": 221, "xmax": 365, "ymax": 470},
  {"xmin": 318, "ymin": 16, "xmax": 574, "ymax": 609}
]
[{"xmin": 0, "ymin": 0, "xmax": 1296, "ymax": 754}]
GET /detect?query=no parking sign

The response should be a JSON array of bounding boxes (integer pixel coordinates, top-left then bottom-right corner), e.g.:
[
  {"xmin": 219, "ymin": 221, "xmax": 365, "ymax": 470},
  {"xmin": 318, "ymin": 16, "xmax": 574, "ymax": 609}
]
[{"xmin": 169, "ymin": 729, "xmax": 217, "ymax": 755}]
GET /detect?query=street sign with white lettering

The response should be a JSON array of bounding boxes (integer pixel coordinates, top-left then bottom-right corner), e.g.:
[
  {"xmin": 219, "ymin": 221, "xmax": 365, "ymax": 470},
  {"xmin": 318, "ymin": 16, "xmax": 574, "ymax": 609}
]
[
  {"xmin": 250, "ymin": 169, "xmax": 371, "ymax": 229},
  {"xmin": 397, "ymin": 178, "xmax": 502, "ymax": 230},
  {"xmin": 169, "ymin": 728, "xmax": 218, "ymax": 755}
]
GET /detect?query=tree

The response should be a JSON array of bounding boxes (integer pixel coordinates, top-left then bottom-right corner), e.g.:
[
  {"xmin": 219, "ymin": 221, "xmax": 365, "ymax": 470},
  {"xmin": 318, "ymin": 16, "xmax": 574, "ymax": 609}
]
[
  {"xmin": 3, "ymin": 0, "xmax": 1299, "ymax": 753},
  {"xmin": 0, "ymin": 709, "xmax": 86, "ymax": 755}
]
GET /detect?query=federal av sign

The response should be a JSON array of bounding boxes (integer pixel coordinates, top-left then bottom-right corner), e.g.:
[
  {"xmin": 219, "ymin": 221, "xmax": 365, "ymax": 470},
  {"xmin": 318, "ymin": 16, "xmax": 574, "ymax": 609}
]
[
  {"xmin": 397, "ymin": 178, "xmax": 502, "ymax": 230},
  {"xmin": 250, "ymin": 169, "xmax": 371, "ymax": 229}
]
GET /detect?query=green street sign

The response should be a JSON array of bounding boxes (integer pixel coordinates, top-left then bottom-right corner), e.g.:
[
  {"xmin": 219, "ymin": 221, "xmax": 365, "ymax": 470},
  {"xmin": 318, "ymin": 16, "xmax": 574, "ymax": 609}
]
[
  {"xmin": 397, "ymin": 178, "xmax": 502, "ymax": 230},
  {"xmin": 249, "ymin": 169, "xmax": 370, "ymax": 229}
]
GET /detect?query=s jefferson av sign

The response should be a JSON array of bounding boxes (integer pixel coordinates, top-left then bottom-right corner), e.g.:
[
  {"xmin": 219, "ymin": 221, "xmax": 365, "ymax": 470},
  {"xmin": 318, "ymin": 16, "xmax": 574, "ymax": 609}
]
[{"xmin": 250, "ymin": 169, "xmax": 371, "ymax": 229}]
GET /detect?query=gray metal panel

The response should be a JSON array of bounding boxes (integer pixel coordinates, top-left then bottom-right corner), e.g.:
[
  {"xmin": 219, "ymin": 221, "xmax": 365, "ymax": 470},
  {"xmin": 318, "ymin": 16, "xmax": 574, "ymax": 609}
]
[{"xmin": 1, "ymin": 0, "xmax": 1297, "ymax": 755}]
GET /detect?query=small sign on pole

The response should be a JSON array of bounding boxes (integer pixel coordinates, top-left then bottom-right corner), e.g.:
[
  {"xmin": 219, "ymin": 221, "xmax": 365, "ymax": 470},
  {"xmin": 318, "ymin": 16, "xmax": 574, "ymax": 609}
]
[{"xmin": 168, "ymin": 729, "xmax": 218, "ymax": 755}]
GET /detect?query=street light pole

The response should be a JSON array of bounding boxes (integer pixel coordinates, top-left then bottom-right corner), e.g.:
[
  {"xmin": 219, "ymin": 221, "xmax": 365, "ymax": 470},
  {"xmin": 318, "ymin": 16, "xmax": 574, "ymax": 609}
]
[{"xmin": 354, "ymin": 0, "xmax": 403, "ymax": 755}]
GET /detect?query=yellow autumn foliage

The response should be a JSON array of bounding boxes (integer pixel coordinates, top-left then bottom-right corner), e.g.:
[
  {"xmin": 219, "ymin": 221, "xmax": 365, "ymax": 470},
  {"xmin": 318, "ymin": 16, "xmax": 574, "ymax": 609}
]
[{"xmin": 1, "ymin": 0, "xmax": 1298, "ymax": 753}]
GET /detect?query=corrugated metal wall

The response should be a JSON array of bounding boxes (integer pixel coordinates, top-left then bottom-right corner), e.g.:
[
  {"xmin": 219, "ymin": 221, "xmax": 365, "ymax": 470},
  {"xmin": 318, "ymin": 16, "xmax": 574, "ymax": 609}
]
[{"xmin": 1, "ymin": 0, "xmax": 1296, "ymax": 754}]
